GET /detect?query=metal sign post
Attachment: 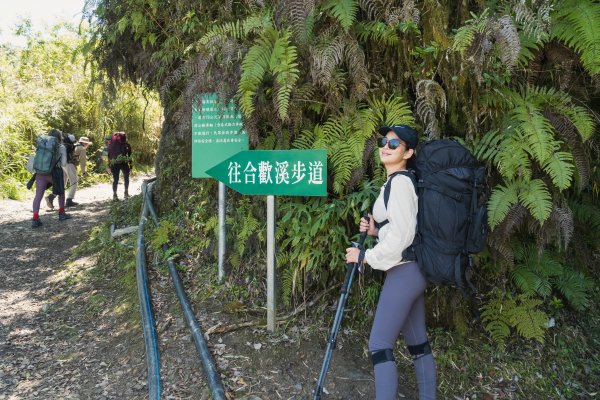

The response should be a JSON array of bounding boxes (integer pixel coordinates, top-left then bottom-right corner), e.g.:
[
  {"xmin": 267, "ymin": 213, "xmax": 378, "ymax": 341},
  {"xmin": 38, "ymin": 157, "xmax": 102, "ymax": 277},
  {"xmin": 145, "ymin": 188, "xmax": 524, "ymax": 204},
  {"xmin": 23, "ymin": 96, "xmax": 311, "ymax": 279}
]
[
  {"xmin": 266, "ymin": 195, "xmax": 276, "ymax": 331},
  {"xmin": 192, "ymin": 93, "xmax": 248, "ymax": 282},
  {"xmin": 218, "ymin": 182, "xmax": 226, "ymax": 282}
]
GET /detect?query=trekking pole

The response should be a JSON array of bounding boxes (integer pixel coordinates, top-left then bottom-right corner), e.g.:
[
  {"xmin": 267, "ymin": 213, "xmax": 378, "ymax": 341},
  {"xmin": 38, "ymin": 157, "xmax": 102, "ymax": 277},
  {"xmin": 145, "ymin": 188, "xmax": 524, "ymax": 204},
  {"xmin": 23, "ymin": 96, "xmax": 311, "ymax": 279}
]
[{"xmin": 313, "ymin": 213, "xmax": 369, "ymax": 400}]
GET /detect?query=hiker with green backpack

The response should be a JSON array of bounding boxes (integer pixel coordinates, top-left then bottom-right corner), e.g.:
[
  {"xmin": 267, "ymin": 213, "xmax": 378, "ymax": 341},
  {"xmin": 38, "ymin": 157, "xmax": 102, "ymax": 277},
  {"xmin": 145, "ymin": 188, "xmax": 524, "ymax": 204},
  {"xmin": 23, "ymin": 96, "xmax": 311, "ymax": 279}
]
[
  {"xmin": 345, "ymin": 125, "xmax": 436, "ymax": 400},
  {"xmin": 31, "ymin": 129, "xmax": 72, "ymax": 228}
]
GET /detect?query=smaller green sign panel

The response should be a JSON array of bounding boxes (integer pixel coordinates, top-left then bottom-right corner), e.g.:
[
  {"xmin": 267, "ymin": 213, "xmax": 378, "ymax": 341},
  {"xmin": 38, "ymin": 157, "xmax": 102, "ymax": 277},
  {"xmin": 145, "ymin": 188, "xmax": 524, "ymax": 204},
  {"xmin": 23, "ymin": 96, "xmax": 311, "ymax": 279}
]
[
  {"xmin": 206, "ymin": 150, "xmax": 327, "ymax": 196},
  {"xmin": 192, "ymin": 93, "xmax": 249, "ymax": 178}
]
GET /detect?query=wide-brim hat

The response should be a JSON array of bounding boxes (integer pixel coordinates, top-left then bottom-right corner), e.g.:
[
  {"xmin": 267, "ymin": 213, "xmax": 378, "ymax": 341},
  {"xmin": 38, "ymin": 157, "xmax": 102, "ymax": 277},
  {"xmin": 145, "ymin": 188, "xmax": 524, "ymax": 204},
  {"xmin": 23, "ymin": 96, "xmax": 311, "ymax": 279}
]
[
  {"xmin": 378, "ymin": 125, "xmax": 418, "ymax": 149},
  {"xmin": 78, "ymin": 136, "xmax": 92, "ymax": 144}
]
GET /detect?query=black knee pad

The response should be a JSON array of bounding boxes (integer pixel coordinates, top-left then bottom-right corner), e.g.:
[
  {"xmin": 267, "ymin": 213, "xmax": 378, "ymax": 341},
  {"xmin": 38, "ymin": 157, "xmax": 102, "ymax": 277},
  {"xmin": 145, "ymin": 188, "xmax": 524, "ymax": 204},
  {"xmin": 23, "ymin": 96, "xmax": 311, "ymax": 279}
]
[
  {"xmin": 370, "ymin": 348, "xmax": 395, "ymax": 366},
  {"xmin": 407, "ymin": 341, "xmax": 432, "ymax": 361}
]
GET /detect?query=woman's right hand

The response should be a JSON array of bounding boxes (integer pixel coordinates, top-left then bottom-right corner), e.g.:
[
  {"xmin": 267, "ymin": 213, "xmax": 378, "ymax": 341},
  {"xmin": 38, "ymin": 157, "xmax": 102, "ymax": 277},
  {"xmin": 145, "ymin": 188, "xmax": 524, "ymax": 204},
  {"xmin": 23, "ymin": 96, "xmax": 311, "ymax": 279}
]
[{"xmin": 360, "ymin": 213, "xmax": 378, "ymax": 237}]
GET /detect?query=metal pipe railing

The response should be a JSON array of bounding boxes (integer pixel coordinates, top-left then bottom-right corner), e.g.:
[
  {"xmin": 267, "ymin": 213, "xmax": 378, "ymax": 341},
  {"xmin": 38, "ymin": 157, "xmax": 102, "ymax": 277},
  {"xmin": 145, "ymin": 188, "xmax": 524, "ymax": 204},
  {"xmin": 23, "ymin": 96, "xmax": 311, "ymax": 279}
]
[
  {"xmin": 143, "ymin": 181, "xmax": 226, "ymax": 400},
  {"xmin": 136, "ymin": 179, "xmax": 161, "ymax": 399}
]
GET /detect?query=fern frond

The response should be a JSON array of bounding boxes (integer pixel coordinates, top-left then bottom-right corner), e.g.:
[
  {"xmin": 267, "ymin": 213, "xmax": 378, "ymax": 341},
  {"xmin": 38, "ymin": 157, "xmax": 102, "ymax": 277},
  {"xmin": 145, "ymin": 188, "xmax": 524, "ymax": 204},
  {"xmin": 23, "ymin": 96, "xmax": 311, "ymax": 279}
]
[
  {"xmin": 509, "ymin": 296, "xmax": 547, "ymax": 343},
  {"xmin": 286, "ymin": 0, "xmax": 316, "ymax": 44},
  {"xmin": 238, "ymin": 34, "xmax": 272, "ymax": 116},
  {"xmin": 473, "ymin": 129, "xmax": 503, "ymax": 163},
  {"xmin": 481, "ymin": 294, "xmax": 513, "ymax": 349},
  {"xmin": 270, "ymin": 29, "xmax": 300, "ymax": 120},
  {"xmin": 344, "ymin": 37, "xmax": 369, "ymax": 99},
  {"xmin": 498, "ymin": 203, "xmax": 528, "ymax": 239},
  {"xmin": 415, "ymin": 80, "xmax": 447, "ymax": 140},
  {"xmin": 493, "ymin": 15, "xmax": 521, "ymax": 69},
  {"xmin": 324, "ymin": 0, "xmax": 359, "ymax": 31},
  {"xmin": 551, "ymin": 0, "xmax": 600, "ymax": 75},
  {"xmin": 541, "ymin": 150, "xmax": 574, "ymax": 191},
  {"xmin": 511, "ymin": 266, "xmax": 542, "ymax": 296},
  {"xmin": 550, "ymin": 205, "xmax": 574, "ymax": 249},
  {"xmin": 544, "ymin": 109, "xmax": 590, "ymax": 191},
  {"xmin": 452, "ymin": 9, "xmax": 490, "ymax": 53},
  {"xmin": 509, "ymin": 97, "xmax": 555, "ymax": 163},
  {"xmin": 370, "ymin": 95, "xmax": 415, "ymax": 127},
  {"xmin": 553, "ymin": 269, "xmax": 593, "ymax": 311},
  {"xmin": 497, "ymin": 133, "xmax": 532, "ymax": 181},
  {"xmin": 488, "ymin": 181, "xmax": 519, "ymax": 229},
  {"xmin": 517, "ymin": 178, "xmax": 552, "ymax": 224},
  {"xmin": 355, "ymin": 21, "xmax": 400, "ymax": 46},
  {"xmin": 513, "ymin": 0, "xmax": 552, "ymax": 41},
  {"xmin": 293, "ymin": 129, "xmax": 316, "ymax": 150}
]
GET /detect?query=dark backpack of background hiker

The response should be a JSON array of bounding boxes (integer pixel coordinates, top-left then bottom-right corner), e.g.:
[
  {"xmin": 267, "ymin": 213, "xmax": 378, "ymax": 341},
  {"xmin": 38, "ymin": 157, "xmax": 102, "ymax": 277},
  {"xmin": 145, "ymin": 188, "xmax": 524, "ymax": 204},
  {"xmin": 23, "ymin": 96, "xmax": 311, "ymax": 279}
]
[
  {"xmin": 108, "ymin": 132, "xmax": 128, "ymax": 163},
  {"xmin": 33, "ymin": 131, "xmax": 61, "ymax": 175},
  {"xmin": 382, "ymin": 139, "xmax": 487, "ymax": 292},
  {"xmin": 63, "ymin": 132, "xmax": 77, "ymax": 164}
]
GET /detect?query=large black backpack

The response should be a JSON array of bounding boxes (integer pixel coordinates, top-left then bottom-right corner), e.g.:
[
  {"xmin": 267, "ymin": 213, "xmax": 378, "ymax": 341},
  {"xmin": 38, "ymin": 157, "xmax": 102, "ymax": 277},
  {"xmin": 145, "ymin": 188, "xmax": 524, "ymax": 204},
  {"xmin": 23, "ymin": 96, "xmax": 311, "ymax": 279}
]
[{"xmin": 383, "ymin": 139, "xmax": 487, "ymax": 291}]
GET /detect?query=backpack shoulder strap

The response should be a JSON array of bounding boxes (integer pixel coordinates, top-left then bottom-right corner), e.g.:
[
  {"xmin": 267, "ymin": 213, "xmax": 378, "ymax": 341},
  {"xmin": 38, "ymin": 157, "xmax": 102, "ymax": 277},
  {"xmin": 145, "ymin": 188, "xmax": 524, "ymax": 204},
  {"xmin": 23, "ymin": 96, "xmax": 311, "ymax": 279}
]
[
  {"xmin": 383, "ymin": 169, "xmax": 417, "ymax": 209},
  {"xmin": 375, "ymin": 169, "xmax": 417, "ymax": 230}
]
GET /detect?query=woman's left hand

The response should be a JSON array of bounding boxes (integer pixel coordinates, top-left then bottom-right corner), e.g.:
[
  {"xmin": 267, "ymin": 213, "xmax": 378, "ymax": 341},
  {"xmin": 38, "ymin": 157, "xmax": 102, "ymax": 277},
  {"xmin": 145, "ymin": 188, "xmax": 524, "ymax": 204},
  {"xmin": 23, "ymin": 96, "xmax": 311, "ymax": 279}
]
[{"xmin": 345, "ymin": 247, "xmax": 361, "ymax": 264}]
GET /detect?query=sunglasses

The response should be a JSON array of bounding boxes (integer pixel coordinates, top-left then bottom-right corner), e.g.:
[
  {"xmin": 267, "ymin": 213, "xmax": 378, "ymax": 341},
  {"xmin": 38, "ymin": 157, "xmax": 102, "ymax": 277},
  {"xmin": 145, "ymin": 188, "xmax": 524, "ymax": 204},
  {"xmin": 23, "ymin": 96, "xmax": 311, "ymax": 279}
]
[{"xmin": 377, "ymin": 137, "xmax": 404, "ymax": 150}]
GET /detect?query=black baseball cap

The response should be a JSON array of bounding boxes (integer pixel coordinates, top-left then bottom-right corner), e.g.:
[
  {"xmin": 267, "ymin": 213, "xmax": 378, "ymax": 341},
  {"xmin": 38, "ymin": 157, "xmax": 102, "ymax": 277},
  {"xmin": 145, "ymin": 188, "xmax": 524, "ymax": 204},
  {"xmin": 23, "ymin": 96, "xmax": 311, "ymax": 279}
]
[{"xmin": 378, "ymin": 125, "xmax": 418, "ymax": 149}]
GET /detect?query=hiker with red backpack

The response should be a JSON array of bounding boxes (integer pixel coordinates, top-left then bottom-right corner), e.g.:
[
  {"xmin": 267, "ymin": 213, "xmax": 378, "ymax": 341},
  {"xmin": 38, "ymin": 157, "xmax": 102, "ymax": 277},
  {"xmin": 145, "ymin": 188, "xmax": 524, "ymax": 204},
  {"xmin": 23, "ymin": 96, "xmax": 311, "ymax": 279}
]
[
  {"xmin": 106, "ymin": 131, "xmax": 132, "ymax": 201},
  {"xmin": 345, "ymin": 125, "xmax": 436, "ymax": 399},
  {"xmin": 31, "ymin": 129, "xmax": 72, "ymax": 228}
]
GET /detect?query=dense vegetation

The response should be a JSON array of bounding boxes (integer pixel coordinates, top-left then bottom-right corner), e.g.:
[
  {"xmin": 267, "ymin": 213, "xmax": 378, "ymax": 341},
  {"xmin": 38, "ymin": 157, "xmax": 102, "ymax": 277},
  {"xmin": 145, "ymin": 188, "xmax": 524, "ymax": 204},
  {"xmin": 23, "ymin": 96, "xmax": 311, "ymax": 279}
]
[
  {"xmin": 0, "ymin": 20, "xmax": 162, "ymax": 198},
  {"xmin": 31, "ymin": 0, "xmax": 598, "ymax": 395}
]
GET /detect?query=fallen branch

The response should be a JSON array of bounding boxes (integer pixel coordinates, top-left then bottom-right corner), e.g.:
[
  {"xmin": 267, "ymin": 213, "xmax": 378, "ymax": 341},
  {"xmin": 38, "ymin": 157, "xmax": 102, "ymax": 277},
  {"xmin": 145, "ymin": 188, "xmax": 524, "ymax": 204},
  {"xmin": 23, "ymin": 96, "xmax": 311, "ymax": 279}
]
[{"xmin": 204, "ymin": 284, "xmax": 341, "ymax": 337}]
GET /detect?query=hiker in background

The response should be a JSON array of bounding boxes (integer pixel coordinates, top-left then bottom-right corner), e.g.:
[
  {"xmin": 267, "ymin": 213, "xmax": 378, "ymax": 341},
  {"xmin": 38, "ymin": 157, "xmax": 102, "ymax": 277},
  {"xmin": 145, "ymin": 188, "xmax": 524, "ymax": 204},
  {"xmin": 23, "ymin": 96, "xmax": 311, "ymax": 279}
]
[
  {"xmin": 74, "ymin": 136, "xmax": 92, "ymax": 177},
  {"xmin": 100, "ymin": 135, "xmax": 111, "ymax": 171},
  {"xmin": 32, "ymin": 129, "xmax": 71, "ymax": 227},
  {"xmin": 345, "ymin": 125, "xmax": 436, "ymax": 399},
  {"xmin": 46, "ymin": 133, "xmax": 78, "ymax": 208},
  {"xmin": 107, "ymin": 131, "xmax": 132, "ymax": 201}
]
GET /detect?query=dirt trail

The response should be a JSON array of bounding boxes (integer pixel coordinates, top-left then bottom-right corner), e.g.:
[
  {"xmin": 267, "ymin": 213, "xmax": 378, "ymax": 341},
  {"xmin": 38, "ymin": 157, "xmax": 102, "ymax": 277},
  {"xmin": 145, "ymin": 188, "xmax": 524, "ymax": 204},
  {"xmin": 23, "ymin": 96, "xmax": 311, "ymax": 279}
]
[
  {"xmin": 0, "ymin": 176, "xmax": 418, "ymax": 399},
  {"xmin": 0, "ymin": 177, "xmax": 152, "ymax": 399}
]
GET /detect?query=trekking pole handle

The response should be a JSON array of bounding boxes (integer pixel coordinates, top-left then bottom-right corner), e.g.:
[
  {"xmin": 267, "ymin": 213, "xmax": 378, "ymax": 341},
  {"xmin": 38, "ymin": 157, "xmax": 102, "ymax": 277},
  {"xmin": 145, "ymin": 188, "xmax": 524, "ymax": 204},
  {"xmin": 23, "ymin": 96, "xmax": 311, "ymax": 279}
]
[{"xmin": 351, "ymin": 213, "xmax": 369, "ymax": 273}]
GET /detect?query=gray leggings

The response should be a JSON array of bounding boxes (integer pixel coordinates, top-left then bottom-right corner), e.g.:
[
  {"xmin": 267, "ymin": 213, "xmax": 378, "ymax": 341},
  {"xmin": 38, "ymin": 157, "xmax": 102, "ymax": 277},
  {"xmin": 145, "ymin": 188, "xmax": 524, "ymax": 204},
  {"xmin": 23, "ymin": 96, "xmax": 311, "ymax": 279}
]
[{"xmin": 368, "ymin": 262, "xmax": 436, "ymax": 399}]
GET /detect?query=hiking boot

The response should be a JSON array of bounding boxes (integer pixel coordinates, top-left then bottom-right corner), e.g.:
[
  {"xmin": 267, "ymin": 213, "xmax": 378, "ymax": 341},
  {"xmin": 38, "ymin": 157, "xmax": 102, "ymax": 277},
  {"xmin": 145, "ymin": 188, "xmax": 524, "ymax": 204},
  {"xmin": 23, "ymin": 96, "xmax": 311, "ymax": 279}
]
[
  {"xmin": 45, "ymin": 194, "xmax": 55, "ymax": 209},
  {"xmin": 113, "ymin": 193, "xmax": 119, "ymax": 202},
  {"xmin": 31, "ymin": 218, "xmax": 43, "ymax": 228},
  {"xmin": 65, "ymin": 198, "xmax": 78, "ymax": 207},
  {"xmin": 124, "ymin": 191, "xmax": 130, "ymax": 199},
  {"xmin": 58, "ymin": 212, "xmax": 71, "ymax": 221}
]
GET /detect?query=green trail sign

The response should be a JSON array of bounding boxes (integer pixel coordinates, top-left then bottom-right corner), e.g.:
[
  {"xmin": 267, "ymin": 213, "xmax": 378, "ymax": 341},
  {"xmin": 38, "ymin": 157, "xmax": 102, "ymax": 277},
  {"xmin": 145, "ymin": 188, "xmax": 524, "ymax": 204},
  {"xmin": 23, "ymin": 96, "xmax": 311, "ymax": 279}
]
[
  {"xmin": 206, "ymin": 150, "xmax": 327, "ymax": 196},
  {"xmin": 192, "ymin": 93, "xmax": 249, "ymax": 178}
]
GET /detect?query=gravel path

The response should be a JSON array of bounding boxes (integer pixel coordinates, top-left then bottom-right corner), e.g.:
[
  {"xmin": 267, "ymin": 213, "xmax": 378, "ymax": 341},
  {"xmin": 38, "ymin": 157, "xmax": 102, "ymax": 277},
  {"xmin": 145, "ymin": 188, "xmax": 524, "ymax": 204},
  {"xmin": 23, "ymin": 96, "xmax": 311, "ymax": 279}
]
[{"xmin": 0, "ymin": 176, "xmax": 151, "ymax": 399}]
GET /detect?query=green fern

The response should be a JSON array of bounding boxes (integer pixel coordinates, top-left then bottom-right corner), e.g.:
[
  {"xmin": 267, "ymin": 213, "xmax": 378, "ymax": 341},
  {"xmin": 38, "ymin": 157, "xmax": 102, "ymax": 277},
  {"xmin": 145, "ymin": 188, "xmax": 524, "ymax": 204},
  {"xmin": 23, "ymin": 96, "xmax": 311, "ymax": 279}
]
[
  {"xmin": 238, "ymin": 36, "xmax": 271, "ymax": 116},
  {"xmin": 199, "ymin": 11, "xmax": 273, "ymax": 47},
  {"xmin": 238, "ymin": 28, "xmax": 299, "ymax": 120},
  {"xmin": 551, "ymin": 0, "xmax": 600, "ymax": 75},
  {"xmin": 452, "ymin": 9, "xmax": 490, "ymax": 54},
  {"xmin": 269, "ymin": 29, "xmax": 300, "ymax": 120},
  {"xmin": 488, "ymin": 182, "xmax": 519, "ymax": 229},
  {"xmin": 509, "ymin": 296, "xmax": 547, "ymax": 343},
  {"xmin": 541, "ymin": 149, "xmax": 574, "ymax": 191},
  {"xmin": 510, "ymin": 245, "xmax": 593, "ymax": 311},
  {"xmin": 323, "ymin": 0, "xmax": 358, "ymax": 31},
  {"xmin": 481, "ymin": 293, "xmax": 547, "ymax": 348},
  {"xmin": 517, "ymin": 178, "xmax": 552, "ymax": 223},
  {"xmin": 150, "ymin": 220, "xmax": 176, "ymax": 249},
  {"xmin": 553, "ymin": 269, "xmax": 593, "ymax": 311}
]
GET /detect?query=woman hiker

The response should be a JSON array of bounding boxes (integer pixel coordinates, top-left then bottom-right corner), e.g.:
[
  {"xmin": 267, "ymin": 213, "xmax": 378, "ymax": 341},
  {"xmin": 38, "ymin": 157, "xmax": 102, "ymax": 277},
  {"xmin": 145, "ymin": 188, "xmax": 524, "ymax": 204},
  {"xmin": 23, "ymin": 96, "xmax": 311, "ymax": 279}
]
[{"xmin": 345, "ymin": 125, "xmax": 436, "ymax": 399}]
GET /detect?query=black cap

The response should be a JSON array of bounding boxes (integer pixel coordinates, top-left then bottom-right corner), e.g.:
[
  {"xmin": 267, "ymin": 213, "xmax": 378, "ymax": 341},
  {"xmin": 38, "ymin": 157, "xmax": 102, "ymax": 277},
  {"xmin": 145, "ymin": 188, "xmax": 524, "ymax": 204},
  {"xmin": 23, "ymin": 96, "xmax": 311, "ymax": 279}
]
[{"xmin": 378, "ymin": 125, "xmax": 418, "ymax": 149}]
